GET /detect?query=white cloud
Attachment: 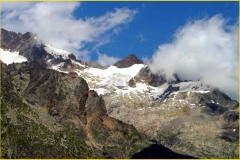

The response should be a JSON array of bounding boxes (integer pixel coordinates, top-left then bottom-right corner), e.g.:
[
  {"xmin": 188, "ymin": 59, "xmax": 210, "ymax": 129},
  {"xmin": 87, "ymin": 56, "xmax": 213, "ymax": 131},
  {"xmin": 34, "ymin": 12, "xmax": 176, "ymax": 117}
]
[
  {"xmin": 149, "ymin": 15, "xmax": 238, "ymax": 100},
  {"xmin": 1, "ymin": 2, "xmax": 33, "ymax": 12},
  {"xmin": 78, "ymin": 49, "xmax": 91, "ymax": 62},
  {"xmin": 1, "ymin": 2, "xmax": 137, "ymax": 60},
  {"xmin": 97, "ymin": 50, "xmax": 120, "ymax": 66},
  {"xmin": 141, "ymin": 56, "xmax": 151, "ymax": 64}
]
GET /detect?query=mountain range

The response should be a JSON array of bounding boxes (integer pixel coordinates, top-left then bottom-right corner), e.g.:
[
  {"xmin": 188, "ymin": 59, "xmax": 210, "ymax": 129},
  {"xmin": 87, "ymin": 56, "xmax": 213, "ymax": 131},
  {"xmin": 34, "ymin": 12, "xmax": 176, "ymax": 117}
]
[{"xmin": 1, "ymin": 28, "xmax": 239, "ymax": 158}]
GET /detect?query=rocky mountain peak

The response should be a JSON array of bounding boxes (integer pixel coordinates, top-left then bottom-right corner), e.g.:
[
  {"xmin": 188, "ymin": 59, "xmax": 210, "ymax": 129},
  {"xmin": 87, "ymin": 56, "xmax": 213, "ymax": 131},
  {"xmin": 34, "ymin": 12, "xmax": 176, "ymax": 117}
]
[
  {"xmin": 114, "ymin": 54, "xmax": 143, "ymax": 68},
  {"xmin": 1, "ymin": 29, "xmax": 85, "ymax": 70},
  {"xmin": 132, "ymin": 66, "xmax": 166, "ymax": 87}
]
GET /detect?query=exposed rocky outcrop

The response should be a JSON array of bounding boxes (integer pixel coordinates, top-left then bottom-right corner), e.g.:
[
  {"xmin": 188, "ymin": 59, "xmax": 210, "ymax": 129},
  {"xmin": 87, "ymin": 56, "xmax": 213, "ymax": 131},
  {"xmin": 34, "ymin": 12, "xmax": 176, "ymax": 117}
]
[
  {"xmin": 128, "ymin": 78, "xmax": 136, "ymax": 87},
  {"xmin": 2, "ymin": 61, "xmax": 149, "ymax": 158},
  {"xmin": 1, "ymin": 61, "xmax": 97, "ymax": 158},
  {"xmin": 84, "ymin": 62, "xmax": 107, "ymax": 69},
  {"xmin": 1, "ymin": 28, "xmax": 83, "ymax": 70},
  {"xmin": 2, "ymin": 28, "xmax": 48, "ymax": 67},
  {"xmin": 114, "ymin": 54, "xmax": 143, "ymax": 68},
  {"xmin": 131, "ymin": 66, "xmax": 166, "ymax": 87},
  {"xmin": 107, "ymin": 87, "xmax": 239, "ymax": 158}
]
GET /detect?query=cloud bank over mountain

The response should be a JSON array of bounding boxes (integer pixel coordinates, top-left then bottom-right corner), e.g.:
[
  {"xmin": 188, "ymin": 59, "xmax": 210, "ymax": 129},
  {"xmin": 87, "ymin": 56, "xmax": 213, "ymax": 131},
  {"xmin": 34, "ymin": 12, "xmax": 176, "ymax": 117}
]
[
  {"xmin": 2, "ymin": 2, "xmax": 137, "ymax": 60},
  {"xmin": 149, "ymin": 15, "xmax": 238, "ymax": 99}
]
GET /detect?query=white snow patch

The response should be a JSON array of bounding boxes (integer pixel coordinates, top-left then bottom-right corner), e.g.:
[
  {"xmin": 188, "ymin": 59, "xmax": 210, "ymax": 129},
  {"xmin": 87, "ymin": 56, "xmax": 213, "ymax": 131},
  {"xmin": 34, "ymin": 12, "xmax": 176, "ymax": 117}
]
[
  {"xmin": 52, "ymin": 62, "xmax": 65, "ymax": 70},
  {"xmin": 174, "ymin": 81, "xmax": 208, "ymax": 91},
  {"xmin": 47, "ymin": 59, "xmax": 52, "ymax": 63},
  {"xmin": 179, "ymin": 99, "xmax": 188, "ymax": 104},
  {"xmin": 74, "ymin": 69, "xmax": 84, "ymax": 76},
  {"xmin": 192, "ymin": 91, "xmax": 210, "ymax": 93},
  {"xmin": 172, "ymin": 81, "xmax": 210, "ymax": 94},
  {"xmin": 44, "ymin": 44, "xmax": 71, "ymax": 59},
  {"xmin": 151, "ymin": 83, "xmax": 169, "ymax": 98},
  {"xmin": 86, "ymin": 64, "xmax": 144, "ymax": 85},
  {"xmin": 91, "ymin": 88, "xmax": 111, "ymax": 95},
  {"xmin": 72, "ymin": 60, "xmax": 85, "ymax": 68},
  {"xmin": 0, "ymin": 48, "xmax": 27, "ymax": 64},
  {"xmin": 105, "ymin": 73, "xmax": 130, "ymax": 86}
]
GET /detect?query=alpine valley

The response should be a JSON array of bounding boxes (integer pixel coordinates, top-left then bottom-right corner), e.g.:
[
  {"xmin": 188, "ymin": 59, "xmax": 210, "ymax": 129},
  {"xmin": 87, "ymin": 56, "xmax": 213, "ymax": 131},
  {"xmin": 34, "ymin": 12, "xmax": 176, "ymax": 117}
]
[{"xmin": 1, "ymin": 29, "xmax": 239, "ymax": 158}]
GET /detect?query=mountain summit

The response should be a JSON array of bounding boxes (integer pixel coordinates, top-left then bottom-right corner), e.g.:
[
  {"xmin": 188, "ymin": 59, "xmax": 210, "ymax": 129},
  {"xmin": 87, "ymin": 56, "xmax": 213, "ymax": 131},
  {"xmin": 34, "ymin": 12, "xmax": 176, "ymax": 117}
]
[{"xmin": 113, "ymin": 54, "xmax": 143, "ymax": 68}]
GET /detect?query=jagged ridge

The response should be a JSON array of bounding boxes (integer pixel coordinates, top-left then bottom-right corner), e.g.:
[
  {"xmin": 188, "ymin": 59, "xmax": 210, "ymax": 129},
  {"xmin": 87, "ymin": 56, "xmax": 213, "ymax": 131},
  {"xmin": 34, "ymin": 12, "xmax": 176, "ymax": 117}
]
[{"xmin": 114, "ymin": 54, "xmax": 143, "ymax": 68}]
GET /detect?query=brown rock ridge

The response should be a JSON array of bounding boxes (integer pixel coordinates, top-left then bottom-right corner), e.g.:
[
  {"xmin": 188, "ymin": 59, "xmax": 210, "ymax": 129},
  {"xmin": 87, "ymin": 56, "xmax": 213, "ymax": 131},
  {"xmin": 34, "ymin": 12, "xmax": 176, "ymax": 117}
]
[{"xmin": 113, "ymin": 54, "xmax": 143, "ymax": 68}]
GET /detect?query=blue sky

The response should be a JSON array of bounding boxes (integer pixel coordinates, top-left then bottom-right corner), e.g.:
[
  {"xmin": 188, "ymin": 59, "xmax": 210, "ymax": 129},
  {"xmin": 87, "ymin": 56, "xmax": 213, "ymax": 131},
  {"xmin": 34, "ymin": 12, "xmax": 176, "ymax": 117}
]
[{"xmin": 75, "ymin": 2, "xmax": 239, "ymax": 61}]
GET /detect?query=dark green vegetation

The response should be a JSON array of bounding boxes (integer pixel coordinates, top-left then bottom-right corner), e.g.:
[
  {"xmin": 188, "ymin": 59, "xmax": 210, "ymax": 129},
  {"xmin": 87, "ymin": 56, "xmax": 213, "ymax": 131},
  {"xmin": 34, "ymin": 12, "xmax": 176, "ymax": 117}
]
[{"xmin": 1, "ymin": 62, "xmax": 148, "ymax": 158}]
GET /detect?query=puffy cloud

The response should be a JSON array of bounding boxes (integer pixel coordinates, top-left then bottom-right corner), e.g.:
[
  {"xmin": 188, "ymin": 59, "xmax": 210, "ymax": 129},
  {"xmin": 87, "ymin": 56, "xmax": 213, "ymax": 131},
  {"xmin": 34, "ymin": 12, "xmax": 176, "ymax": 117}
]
[
  {"xmin": 1, "ymin": 2, "xmax": 33, "ymax": 12},
  {"xmin": 1, "ymin": 2, "xmax": 137, "ymax": 59},
  {"xmin": 141, "ymin": 56, "xmax": 151, "ymax": 64},
  {"xmin": 149, "ymin": 15, "xmax": 238, "ymax": 100},
  {"xmin": 97, "ymin": 50, "xmax": 120, "ymax": 66}
]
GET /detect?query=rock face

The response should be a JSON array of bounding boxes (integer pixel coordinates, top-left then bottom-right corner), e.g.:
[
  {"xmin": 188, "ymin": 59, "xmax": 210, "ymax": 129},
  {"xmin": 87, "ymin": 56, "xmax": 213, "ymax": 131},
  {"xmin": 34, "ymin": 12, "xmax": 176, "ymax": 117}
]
[
  {"xmin": 108, "ymin": 87, "xmax": 239, "ymax": 158},
  {"xmin": 84, "ymin": 62, "xmax": 107, "ymax": 69},
  {"xmin": 1, "ymin": 61, "xmax": 148, "ymax": 158},
  {"xmin": 1, "ymin": 28, "xmax": 84, "ymax": 70},
  {"xmin": 2, "ymin": 28, "xmax": 48, "ymax": 67},
  {"xmin": 114, "ymin": 54, "xmax": 143, "ymax": 68},
  {"xmin": 131, "ymin": 66, "xmax": 167, "ymax": 87}
]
